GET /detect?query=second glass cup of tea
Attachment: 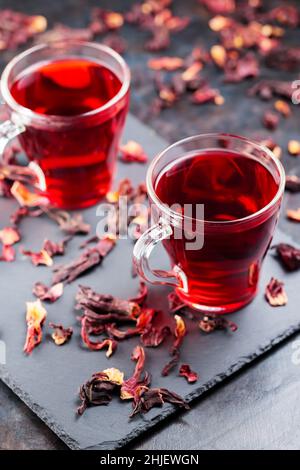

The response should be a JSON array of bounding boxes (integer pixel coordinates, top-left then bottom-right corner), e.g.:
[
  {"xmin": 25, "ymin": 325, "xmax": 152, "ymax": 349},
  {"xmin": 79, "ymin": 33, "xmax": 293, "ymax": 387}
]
[
  {"xmin": 0, "ymin": 40, "xmax": 130, "ymax": 209},
  {"xmin": 133, "ymin": 134, "xmax": 285, "ymax": 314}
]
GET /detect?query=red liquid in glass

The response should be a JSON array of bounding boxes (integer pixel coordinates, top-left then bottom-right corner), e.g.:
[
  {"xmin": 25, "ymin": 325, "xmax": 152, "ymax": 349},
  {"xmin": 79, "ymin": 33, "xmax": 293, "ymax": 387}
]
[
  {"xmin": 10, "ymin": 58, "xmax": 129, "ymax": 209},
  {"xmin": 155, "ymin": 150, "xmax": 280, "ymax": 312}
]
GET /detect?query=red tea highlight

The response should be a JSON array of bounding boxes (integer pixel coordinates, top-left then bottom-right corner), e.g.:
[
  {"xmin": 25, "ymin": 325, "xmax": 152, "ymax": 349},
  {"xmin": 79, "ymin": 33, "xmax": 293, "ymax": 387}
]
[
  {"xmin": 155, "ymin": 150, "xmax": 280, "ymax": 313},
  {"xmin": 10, "ymin": 58, "xmax": 129, "ymax": 209}
]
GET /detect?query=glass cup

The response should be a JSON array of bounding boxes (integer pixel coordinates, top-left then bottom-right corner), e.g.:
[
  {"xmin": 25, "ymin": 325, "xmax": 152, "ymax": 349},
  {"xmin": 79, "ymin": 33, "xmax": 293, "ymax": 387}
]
[
  {"xmin": 0, "ymin": 40, "xmax": 130, "ymax": 209},
  {"xmin": 133, "ymin": 134, "xmax": 285, "ymax": 314}
]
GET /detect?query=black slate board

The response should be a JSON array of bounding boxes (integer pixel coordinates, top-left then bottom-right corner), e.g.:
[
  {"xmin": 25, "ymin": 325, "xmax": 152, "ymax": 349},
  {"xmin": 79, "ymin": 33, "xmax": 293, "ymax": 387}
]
[{"xmin": 1, "ymin": 114, "xmax": 300, "ymax": 450}]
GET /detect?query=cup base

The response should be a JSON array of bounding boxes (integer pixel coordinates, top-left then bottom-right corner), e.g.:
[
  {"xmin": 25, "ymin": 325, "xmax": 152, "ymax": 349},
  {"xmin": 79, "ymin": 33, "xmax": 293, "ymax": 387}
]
[{"xmin": 175, "ymin": 289, "xmax": 255, "ymax": 314}]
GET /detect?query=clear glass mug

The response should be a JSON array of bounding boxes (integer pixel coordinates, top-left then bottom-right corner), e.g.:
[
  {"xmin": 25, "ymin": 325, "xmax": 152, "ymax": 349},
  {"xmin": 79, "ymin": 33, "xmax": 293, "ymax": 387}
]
[
  {"xmin": 133, "ymin": 134, "xmax": 285, "ymax": 314},
  {"xmin": 0, "ymin": 40, "xmax": 130, "ymax": 209}
]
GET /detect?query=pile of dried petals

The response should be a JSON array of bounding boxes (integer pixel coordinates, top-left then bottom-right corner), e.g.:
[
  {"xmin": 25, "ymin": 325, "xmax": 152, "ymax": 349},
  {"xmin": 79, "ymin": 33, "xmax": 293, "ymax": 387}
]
[{"xmin": 78, "ymin": 345, "xmax": 188, "ymax": 417}]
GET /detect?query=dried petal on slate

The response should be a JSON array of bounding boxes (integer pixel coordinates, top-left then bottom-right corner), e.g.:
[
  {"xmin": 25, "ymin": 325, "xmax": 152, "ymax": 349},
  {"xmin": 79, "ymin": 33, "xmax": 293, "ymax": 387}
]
[
  {"xmin": 148, "ymin": 56, "xmax": 184, "ymax": 71},
  {"xmin": 265, "ymin": 277, "xmax": 287, "ymax": 307},
  {"xmin": 274, "ymin": 100, "xmax": 291, "ymax": 117},
  {"xmin": 199, "ymin": 314, "xmax": 238, "ymax": 333},
  {"xmin": 192, "ymin": 86, "xmax": 224, "ymax": 105},
  {"xmin": 130, "ymin": 387, "xmax": 189, "ymax": 417},
  {"xmin": 262, "ymin": 111, "xmax": 279, "ymax": 130},
  {"xmin": 272, "ymin": 243, "xmax": 300, "ymax": 271},
  {"xmin": 23, "ymin": 299, "xmax": 47, "ymax": 354},
  {"xmin": 260, "ymin": 138, "xmax": 282, "ymax": 159},
  {"xmin": 224, "ymin": 52, "xmax": 259, "ymax": 83},
  {"xmin": 120, "ymin": 345, "xmax": 148, "ymax": 400},
  {"xmin": 49, "ymin": 323, "xmax": 73, "ymax": 346},
  {"xmin": 141, "ymin": 325, "xmax": 171, "ymax": 347},
  {"xmin": 81, "ymin": 317, "xmax": 117, "ymax": 356},
  {"xmin": 129, "ymin": 281, "xmax": 148, "ymax": 306},
  {"xmin": 209, "ymin": 15, "xmax": 233, "ymax": 32},
  {"xmin": 42, "ymin": 238, "xmax": 69, "ymax": 257},
  {"xmin": 210, "ymin": 44, "xmax": 227, "ymax": 68},
  {"xmin": 11, "ymin": 182, "xmax": 48, "ymax": 207},
  {"xmin": 77, "ymin": 367, "xmax": 124, "ymax": 415},
  {"xmin": 0, "ymin": 245, "xmax": 15, "ymax": 262},
  {"xmin": 285, "ymin": 175, "xmax": 300, "ymax": 193},
  {"xmin": 90, "ymin": 8, "xmax": 124, "ymax": 33},
  {"xmin": 105, "ymin": 323, "xmax": 139, "ymax": 340},
  {"xmin": 288, "ymin": 140, "xmax": 300, "ymax": 156},
  {"xmin": 33, "ymin": 282, "xmax": 64, "ymax": 302},
  {"xmin": 266, "ymin": 46, "xmax": 300, "ymax": 71},
  {"xmin": 248, "ymin": 80, "xmax": 293, "ymax": 100},
  {"xmin": 179, "ymin": 364, "xmax": 198, "ymax": 383},
  {"xmin": 200, "ymin": 0, "xmax": 236, "ymax": 14},
  {"xmin": 162, "ymin": 315, "xmax": 186, "ymax": 376},
  {"xmin": 287, "ymin": 207, "xmax": 300, "ymax": 222},
  {"xmin": 0, "ymin": 227, "xmax": 20, "ymax": 246},
  {"xmin": 21, "ymin": 248, "xmax": 53, "ymax": 267},
  {"xmin": 44, "ymin": 209, "xmax": 90, "ymax": 235},
  {"xmin": 52, "ymin": 235, "xmax": 116, "ymax": 284},
  {"xmin": 35, "ymin": 23, "xmax": 92, "ymax": 44},
  {"xmin": 119, "ymin": 140, "xmax": 148, "ymax": 164},
  {"xmin": 161, "ymin": 349, "xmax": 180, "ymax": 376},
  {"xmin": 102, "ymin": 34, "xmax": 127, "ymax": 54},
  {"xmin": 0, "ymin": 10, "xmax": 47, "ymax": 50}
]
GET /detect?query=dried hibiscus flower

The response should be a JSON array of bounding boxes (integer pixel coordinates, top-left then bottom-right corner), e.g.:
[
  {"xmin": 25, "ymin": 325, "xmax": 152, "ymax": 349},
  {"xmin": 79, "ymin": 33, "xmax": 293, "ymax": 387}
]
[
  {"xmin": 248, "ymin": 80, "xmax": 293, "ymax": 101},
  {"xmin": 44, "ymin": 209, "xmax": 90, "ymax": 235},
  {"xmin": 0, "ymin": 244, "xmax": 15, "ymax": 262},
  {"xmin": 53, "ymin": 235, "xmax": 116, "ymax": 284},
  {"xmin": 78, "ymin": 367, "xmax": 124, "ymax": 416},
  {"xmin": 199, "ymin": 314, "xmax": 238, "ymax": 333},
  {"xmin": 0, "ymin": 227, "xmax": 20, "ymax": 246},
  {"xmin": 262, "ymin": 111, "xmax": 279, "ymax": 130},
  {"xmin": 272, "ymin": 244, "xmax": 300, "ymax": 271},
  {"xmin": 265, "ymin": 277, "xmax": 287, "ymax": 307},
  {"xmin": 49, "ymin": 323, "xmax": 73, "ymax": 346},
  {"xmin": 199, "ymin": 0, "xmax": 236, "ymax": 15},
  {"xmin": 288, "ymin": 140, "xmax": 300, "ymax": 156},
  {"xmin": 162, "ymin": 315, "xmax": 186, "ymax": 376},
  {"xmin": 0, "ymin": 9, "xmax": 47, "ymax": 51},
  {"xmin": 23, "ymin": 299, "xmax": 47, "ymax": 354},
  {"xmin": 11, "ymin": 182, "xmax": 48, "ymax": 207},
  {"xmin": 120, "ymin": 345, "xmax": 149, "ymax": 401},
  {"xmin": 179, "ymin": 364, "xmax": 198, "ymax": 384},
  {"xmin": 286, "ymin": 208, "xmax": 300, "ymax": 222},
  {"xmin": 89, "ymin": 8, "xmax": 124, "ymax": 34},
  {"xmin": 21, "ymin": 248, "xmax": 53, "ymax": 267},
  {"xmin": 33, "ymin": 282, "xmax": 64, "ymax": 302},
  {"xmin": 81, "ymin": 317, "xmax": 117, "ymax": 356},
  {"xmin": 285, "ymin": 175, "xmax": 300, "ymax": 193},
  {"xmin": 131, "ymin": 387, "xmax": 189, "ymax": 417},
  {"xmin": 274, "ymin": 100, "xmax": 291, "ymax": 117},
  {"xmin": 148, "ymin": 56, "xmax": 184, "ymax": 71},
  {"xmin": 119, "ymin": 141, "xmax": 148, "ymax": 164}
]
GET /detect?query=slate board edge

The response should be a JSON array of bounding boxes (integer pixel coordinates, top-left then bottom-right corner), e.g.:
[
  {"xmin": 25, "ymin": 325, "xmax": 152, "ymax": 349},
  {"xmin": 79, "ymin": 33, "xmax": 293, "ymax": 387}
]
[{"xmin": 1, "ymin": 318, "xmax": 300, "ymax": 451}]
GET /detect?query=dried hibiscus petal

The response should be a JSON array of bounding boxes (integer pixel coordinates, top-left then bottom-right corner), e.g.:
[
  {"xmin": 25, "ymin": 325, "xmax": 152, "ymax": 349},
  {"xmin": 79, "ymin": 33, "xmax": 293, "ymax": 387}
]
[
  {"xmin": 0, "ymin": 10, "xmax": 47, "ymax": 51},
  {"xmin": 119, "ymin": 141, "xmax": 148, "ymax": 164},
  {"xmin": 23, "ymin": 299, "xmax": 47, "ymax": 354},
  {"xmin": 192, "ymin": 86, "xmax": 224, "ymax": 105},
  {"xmin": 272, "ymin": 244, "xmax": 300, "ymax": 271},
  {"xmin": 11, "ymin": 182, "xmax": 49, "ymax": 207},
  {"xmin": 131, "ymin": 387, "xmax": 189, "ymax": 417},
  {"xmin": 179, "ymin": 364, "xmax": 198, "ymax": 384},
  {"xmin": 148, "ymin": 56, "xmax": 184, "ymax": 71},
  {"xmin": 199, "ymin": 314, "xmax": 238, "ymax": 333},
  {"xmin": 49, "ymin": 323, "xmax": 73, "ymax": 346},
  {"xmin": 265, "ymin": 277, "xmax": 287, "ymax": 307},
  {"xmin": 102, "ymin": 34, "xmax": 127, "ymax": 54},
  {"xmin": 80, "ymin": 317, "xmax": 117, "ymax": 356},
  {"xmin": 21, "ymin": 248, "xmax": 53, "ymax": 267},
  {"xmin": 44, "ymin": 209, "xmax": 90, "ymax": 235},
  {"xmin": 248, "ymin": 80, "xmax": 293, "ymax": 101},
  {"xmin": 33, "ymin": 282, "xmax": 64, "ymax": 302},
  {"xmin": 0, "ymin": 244, "xmax": 15, "ymax": 262},
  {"xmin": 53, "ymin": 235, "xmax": 116, "ymax": 284},
  {"xmin": 35, "ymin": 24, "xmax": 92, "ymax": 44},
  {"xmin": 285, "ymin": 175, "xmax": 300, "ymax": 193},
  {"xmin": 199, "ymin": 0, "xmax": 236, "ymax": 14},
  {"xmin": 0, "ymin": 227, "xmax": 20, "ymax": 245},
  {"xmin": 162, "ymin": 315, "xmax": 186, "ymax": 376},
  {"xmin": 120, "ymin": 346, "xmax": 149, "ymax": 400},
  {"xmin": 78, "ymin": 367, "xmax": 124, "ymax": 415},
  {"xmin": 224, "ymin": 52, "xmax": 259, "ymax": 83},
  {"xmin": 274, "ymin": 100, "xmax": 291, "ymax": 117},
  {"xmin": 262, "ymin": 111, "xmax": 279, "ymax": 130},
  {"xmin": 287, "ymin": 207, "xmax": 300, "ymax": 222},
  {"xmin": 288, "ymin": 140, "xmax": 300, "ymax": 156}
]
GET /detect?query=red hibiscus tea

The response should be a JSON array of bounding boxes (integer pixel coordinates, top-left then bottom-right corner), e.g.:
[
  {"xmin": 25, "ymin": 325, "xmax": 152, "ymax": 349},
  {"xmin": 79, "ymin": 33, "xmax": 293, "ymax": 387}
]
[
  {"xmin": 153, "ymin": 148, "xmax": 282, "ymax": 312},
  {"xmin": 8, "ymin": 51, "xmax": 130, "ymax": 209}
]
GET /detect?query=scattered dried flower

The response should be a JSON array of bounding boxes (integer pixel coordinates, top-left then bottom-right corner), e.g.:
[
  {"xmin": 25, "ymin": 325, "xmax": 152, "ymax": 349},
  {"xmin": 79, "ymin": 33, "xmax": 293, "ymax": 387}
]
[
  {"xmin": 262, "ymin": 111, "xmax": 279, "ymax": 130},
  {"xmin": 286, "ymin": 207, "xmax": 300, "ymax": 222},
  {"xmin": 285, "ymin": 175, "xmax": 300, "ymax": 193},
  {"xmin": 148, "ymin": 56, "xmax": 184, "ymax": 71},
  {"xmin": 272, "ymin": 243, "xmax": 300, "ymax": 271},
  {"xmin": 179, "ymin": 364, "xmax": 198, "ymax": 383},
  {"xmin": 199, "ymin": 314, "xmax": 238, "ymax": 333},
  {"xmin": 0, "ymin": 227, "xmax": 20, "ymax": 246},
  {"xmin": 119, "ymin": 141, "xmax": 148, "ymax": 164},
  {"xmin": 49, "ymin": 323, "xmax": 73, "ymax": 346},
  {"xmin": 33, "ymin": 282, "xmax": 64, "ymax": 302},
  {"xmin": 274, "ymin": 100, "xmax": 291, "ymax": 117},
  {"xmin": 265, "ymin": 277, "xmax": 287, "ymax": 306},
  {"xmin": 23, "ymin": 299, "xmax": 47, "ymax": 354},
  {"xmin": 288, "ymin": 140, "xmax": 300, "ymax": 156}
]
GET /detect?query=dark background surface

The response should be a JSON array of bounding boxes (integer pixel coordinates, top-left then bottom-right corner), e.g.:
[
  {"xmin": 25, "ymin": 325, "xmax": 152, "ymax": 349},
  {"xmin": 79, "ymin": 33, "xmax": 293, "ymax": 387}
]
[{"xmin": 0, "ymin": 0, "xmax": 300, "ymax": 450}]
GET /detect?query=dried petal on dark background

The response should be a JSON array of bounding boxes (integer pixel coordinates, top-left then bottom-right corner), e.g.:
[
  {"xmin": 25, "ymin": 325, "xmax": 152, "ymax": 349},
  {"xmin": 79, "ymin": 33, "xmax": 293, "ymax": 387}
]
[
  {"xmin": 0, "ymin": 9, "xmax": 47, "ymax": 50},
  {"xmin": 161, "ymin": 349, "xmax": 180, "ymax": 376},
  {"xmin": 148, "ymin": 56, "xmax": 184, "ymax": 71},
  {"xmin": 131, "ymin": 386, "xmax": 189, "ymax": 417},
  {"xmin": 81, "ymin": 317, "xmax": 117, "ymax": 355},
  {"xmin": 179, "ymin": 364, "xmax": 198, "ymax": 383},
  {"xmin": 288, "ymin": 140, "xmax": 300, "ymax": 156},
  {"xmin": 49, "ymin": 323, "xmax": 73, "ymax": 346},
  {"xmin": 78, "ymin": 368, "xmax": 124, "ymax": 415},
  {"xmin": 199, "ymin": 0, "xmax": 236, "ymax": 14},
  {"xmin": 286, "ymin": 207, "xmax": 300, "ymax": 222},
  {"xmin": 21, "ymin": 248, "xmax": 53, "ymax": 267},
  {"xmin": 52, "ymin": 235, "xmax": 116, "ymax": 284},
  {"xmin": 272, "ymin": 243, "xmax": 300, "ymax": 271},
  {"xmin": 44, "ymin": 209, "xmax": 90, "ymax": 235},
  {"xmin": 119, "ymin": 140, "xmax": 148, "ymax": 164},
  {"xmin": 0, "ymin": 244, "xmax": 15, "ymax": 262},
  {"xmin": 168, "ymin": 291, "xmax": 185, "ymax": 314},
  {"xmin": 35, "ymin": 23, "xmax": 92, "ymax": 44},
  {"xmin": 10, "ymin": 182, "xmax": 48, "ymax": 207},
  {"xmin": 0, "ymin": 227, "xmax": 20, "ymax": 246},
  {"xmin": 23, "ymin": 300, "xmax": 47, "ymax": 355},
  {"xmin": 43, "ymin": 237, "xmax": 70, "ymax": 257},
  {"xmin": 102, "ymin": 34, "xmax": 127, "ymax": 54},
  {"xmin": 33, "ymin": 282, "xmax": 64, "ymax": 302},
  {"xmin": 274, "ymin": 100, "xmax": 291, "ymax": 117},
  {"xmin": 265, "ymin": 277, "xmax": 288, "ymax": 306},
  {"xmin": 199, "ymin": 314, "xmax": 238, "ymax": 333},
  {"xmin": 266, "ymin": 46, "xmax": 300, "ymax": 71},
  {"xmin": 192, "ymin": 86, "xmax": 224, "ymax": 105},
  {"xmin": 285, "ymin": 175, "xmax": 300, "ymax": 193},
  {"xmin": 120, "ymin": 345, "xmax": 148, "ymax": 400},
  {"xmin": 248, "ymin": 80, "xmax": 293, "ymax": 100},
  {"xmin": 224, "ymin": 53, "xmax": 259, "ymax": 83},
  {"xmin": 141, "ymin": 325, "xmax": 171, "ymax": 347},
  {"xmin": 262, "ymin": 110, "xmax": 279, "ymax": 130}
]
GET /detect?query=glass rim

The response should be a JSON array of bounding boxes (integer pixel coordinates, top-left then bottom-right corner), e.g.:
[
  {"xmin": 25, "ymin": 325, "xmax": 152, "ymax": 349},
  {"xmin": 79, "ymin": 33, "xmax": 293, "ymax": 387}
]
[
  {"xmin": 147, "ymin": 133, "xmax": 286, "ymax": 228},
  {"xmin": 0, "ymin": 40, "xmax": 131, "ymax": 124}
]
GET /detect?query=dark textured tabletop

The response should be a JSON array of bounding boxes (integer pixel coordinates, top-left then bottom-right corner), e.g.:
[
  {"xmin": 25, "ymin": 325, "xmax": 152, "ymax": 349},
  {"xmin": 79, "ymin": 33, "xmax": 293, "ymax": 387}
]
[{"xmin": 1, "ymin": 0, "xmax": 300, "ymax": 450}]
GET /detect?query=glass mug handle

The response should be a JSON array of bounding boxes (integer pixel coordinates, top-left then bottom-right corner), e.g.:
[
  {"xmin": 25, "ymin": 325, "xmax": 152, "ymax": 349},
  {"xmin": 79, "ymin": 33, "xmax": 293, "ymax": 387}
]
[
  {"xmin": 133, "ymin": 218, "xmax": 182, "ymax": 287},
  {"xmin": 0, "ymin": 115, "xmax": 46, "ymax": 191}
]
